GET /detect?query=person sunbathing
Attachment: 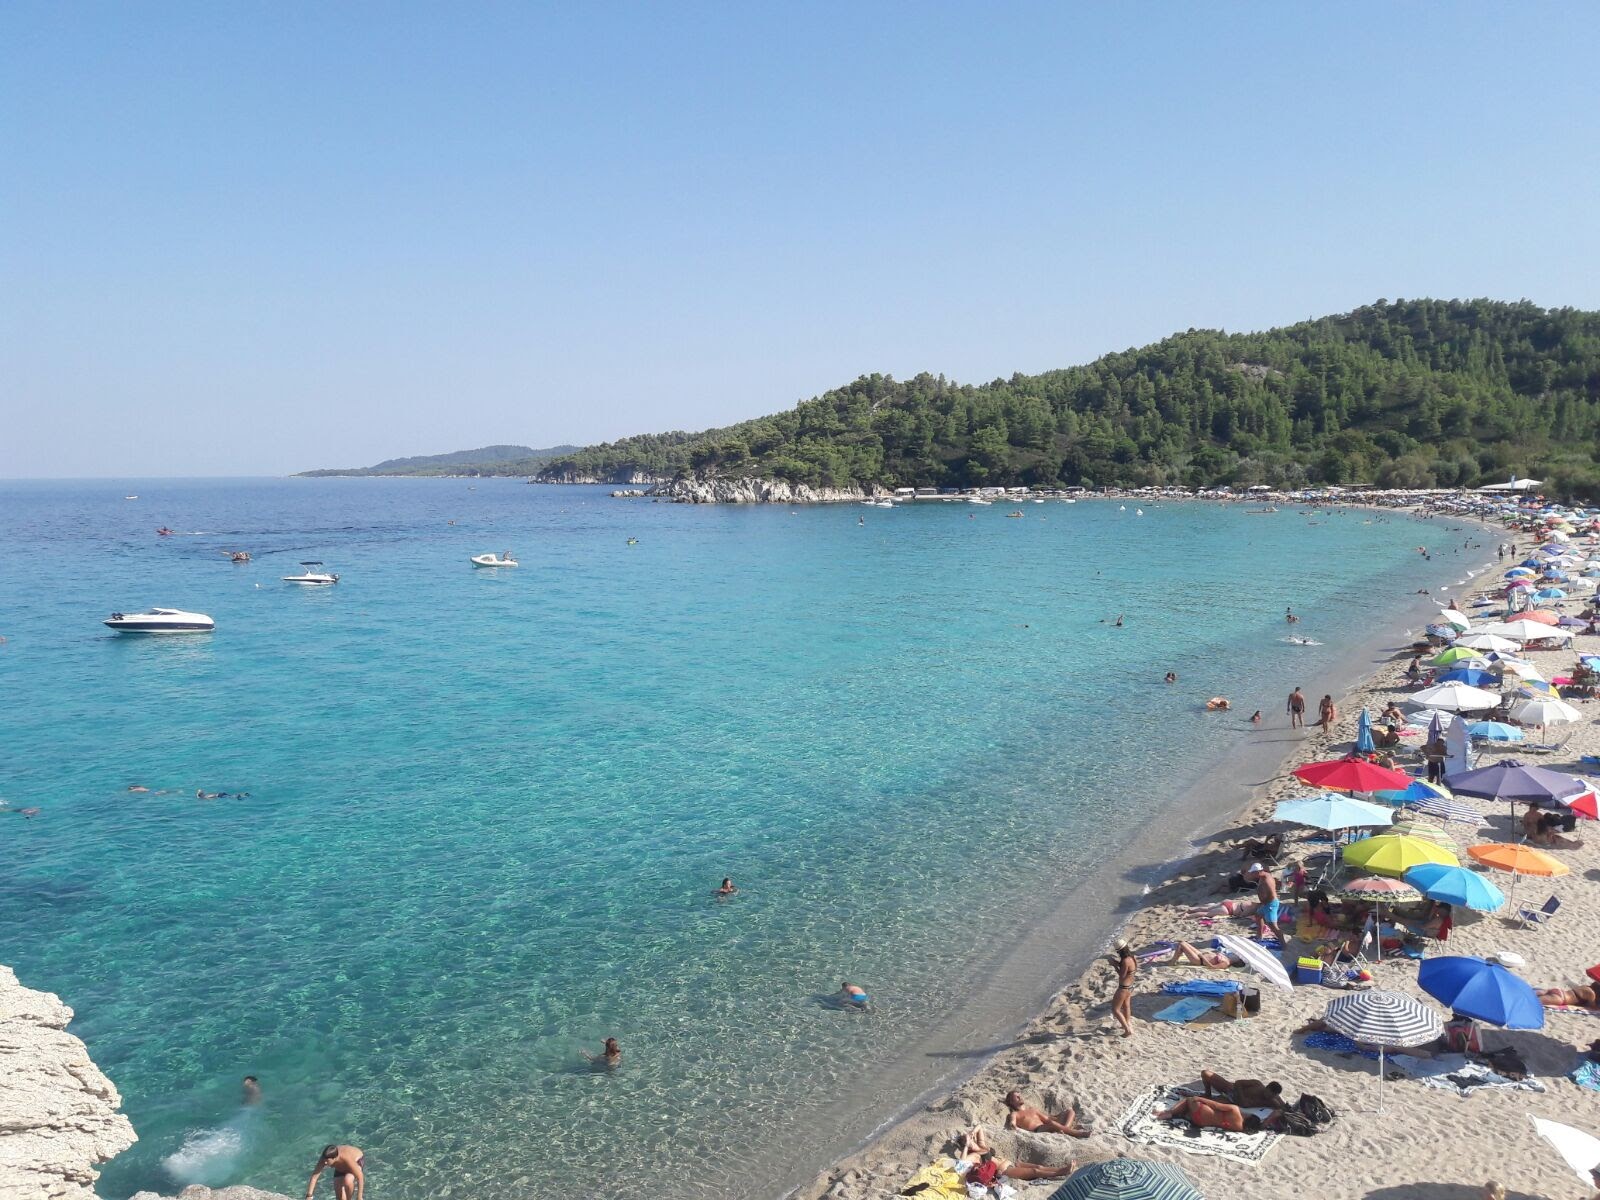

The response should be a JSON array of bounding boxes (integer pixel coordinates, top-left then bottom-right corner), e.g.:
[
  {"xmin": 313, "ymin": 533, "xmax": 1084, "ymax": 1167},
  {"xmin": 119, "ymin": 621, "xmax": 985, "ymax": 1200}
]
[
  {"xmin": 1161, "ymin": 941, "xmax": 1239, "ymax": 970},
  {"xmin": 1154, "ymin": 1095, "xmax": 1263, "ymax": 1133},
  {"xmin": 1181, "ymin": 898, "xmax": 1260, "ymax": 919},
  {"xmin": 1236, "ymin": 834, "xmax": 1282, "ymax": 862},
  {"xmin": 1199, "ymin": 1072, "xmax": 1284, "ymax": 1110},
  {"xmin": 951, "ymin": 1128, "xmax": 1075, "ymax": 1184},
  {"xmin": 1540, "ymin": 985, "xmax": 1599, "ymax": 1009},
  {"xmin": 1001, "ymin": 1091, "xmax": 1089, "ymax": 1138}
]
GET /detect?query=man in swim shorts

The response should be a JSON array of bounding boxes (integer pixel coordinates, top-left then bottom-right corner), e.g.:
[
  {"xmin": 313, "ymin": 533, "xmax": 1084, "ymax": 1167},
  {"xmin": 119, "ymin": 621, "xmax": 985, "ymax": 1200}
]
[
  {"xmin": 1001, "ymin": 1090, "xmax": 1090, "ymax": 1137},
  {"xmin": 1200, "ymin": 1072, "xmax": 1284, "ymax": 1110},
  {"xmin": 1255, "ymin": 870, "xmax": 1286, "ymax": 944},
  {"xmin": 1286, "ymin": 687, "xmax": 1306, "ymax": 728},
  {"xmin": 305, "ymin": 1144, "xmax": 364, "ymax": 1200}
]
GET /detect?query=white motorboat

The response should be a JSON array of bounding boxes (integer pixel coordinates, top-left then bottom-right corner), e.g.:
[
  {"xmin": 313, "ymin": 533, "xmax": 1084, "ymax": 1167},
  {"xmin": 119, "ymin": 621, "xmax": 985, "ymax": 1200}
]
[
  {"xmin": 282, "ymin": 561, "xmax": 339, "ymax": 585},
  {"xmin": 471, "ymin": 552, "xmax": 519, "ymax": 568},
  {"xmin": 104, "ymin": 607, "xmax": 215, "ymax": 633}
]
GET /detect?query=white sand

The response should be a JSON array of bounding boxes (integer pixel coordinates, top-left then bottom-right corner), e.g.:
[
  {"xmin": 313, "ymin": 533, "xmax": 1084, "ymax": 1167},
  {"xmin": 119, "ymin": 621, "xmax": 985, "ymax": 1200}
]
[{"xmin": 796, "ymin": 560, "xmax": 1599, "ymax": 1200}]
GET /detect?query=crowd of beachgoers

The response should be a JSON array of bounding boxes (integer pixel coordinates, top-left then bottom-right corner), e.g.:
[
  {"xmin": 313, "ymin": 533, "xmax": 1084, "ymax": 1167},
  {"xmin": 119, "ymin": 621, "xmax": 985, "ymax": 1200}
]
[{"xmin": 797, "ymin": 493, "xmax": 1600, "ymax": 1200}]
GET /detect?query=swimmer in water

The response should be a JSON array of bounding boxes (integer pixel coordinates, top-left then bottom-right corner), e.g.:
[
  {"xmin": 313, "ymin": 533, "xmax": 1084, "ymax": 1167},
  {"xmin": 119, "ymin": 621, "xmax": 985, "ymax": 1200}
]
[
  {"xmin": 1285, "ymin": 607, "xmax": 1299, "ymax": 623},
  {"xmin": 839, "ymin": 982, "xmax": 869, "ymax": 1007},
  {"xmin": 582, "ymin": 1037, "xmax": 622, "ymax": 1067},
  {"xmin": 1164, "ymin": 672, "xmax": 1177, "ymax": 684},
  {"xmin": 242, "ymin": 1076, "xmax": 261, "ymax": 1106},
  {"xmin": 1113, "ymin": 614, "xmax": 1124, "ymax": 627},
  {"xmin": 1250, "ymin": 710, "xmax": 1262, "ymax": 724},
  {"xmin": 715, "ymin": 877, "xmax": 737, "ymax": 896}
]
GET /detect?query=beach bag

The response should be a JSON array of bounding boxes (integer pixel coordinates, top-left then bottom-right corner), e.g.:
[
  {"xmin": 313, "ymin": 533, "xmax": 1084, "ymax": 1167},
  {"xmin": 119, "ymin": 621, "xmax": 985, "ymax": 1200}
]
[
  {"xmin": 1278, "ymin": 1110, "xmax": 1318, "ymax": 1137},
  {"xmin": 1295, "ymin": 1093, "xmax": 1335, "ymax": 1125},
  {"xmin": 1444, "ymin": 1018, "xmax": 1481, "ymax": 1054}
]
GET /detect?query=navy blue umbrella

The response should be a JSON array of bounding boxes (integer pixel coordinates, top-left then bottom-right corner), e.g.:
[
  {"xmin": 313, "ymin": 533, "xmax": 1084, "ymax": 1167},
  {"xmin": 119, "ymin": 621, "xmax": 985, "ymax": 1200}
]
[{"xmin": 1444, "ymin": 760, "xmax": 1585, "ymax": 804}]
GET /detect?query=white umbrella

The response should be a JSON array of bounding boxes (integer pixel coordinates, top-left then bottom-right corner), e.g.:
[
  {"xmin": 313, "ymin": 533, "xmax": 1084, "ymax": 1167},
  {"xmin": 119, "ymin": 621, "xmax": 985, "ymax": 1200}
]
[
  {"xmin": 1483, "ymin": 619, "xmax": 1574, "ymax": 642},
  {"xmin": 1216, "ymin": 934, "xmax": 1293, "ymax": 993},
  {"xmin": 1511, "ymin": 698, "xmax": 1584, "ymax": 726},
  {"xmin": 1411, "ymin": 683, "xmax": 1502, "ymax": 712},
  {"xmin": 1321, "ymin": 991, "xmax": 1443, "ymax": 1111},
  {"xmin": 1454, "ymin": 633, "xmax": 1519, "ymax": 653},
  {"xmin": 1530, "ymin": 1115, "xmax": 1600, "ymax": 1188},
  {"xmin": 1439, "ymin": 609, "xmax": 1472, "ymax": 630}
]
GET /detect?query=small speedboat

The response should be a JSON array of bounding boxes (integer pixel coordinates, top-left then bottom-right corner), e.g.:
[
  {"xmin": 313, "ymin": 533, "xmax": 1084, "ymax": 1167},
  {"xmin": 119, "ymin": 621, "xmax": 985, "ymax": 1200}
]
[
  {"xmin": 104, "ymin": 607, "xmax": 214, "ymax": 633},
  {"xmin": 470, "ymin": 552, "xmax": 518, "ymax": 568},
  {"xmin": 282, "ymin": 561, "xmax": 339, "ymax": 585}
]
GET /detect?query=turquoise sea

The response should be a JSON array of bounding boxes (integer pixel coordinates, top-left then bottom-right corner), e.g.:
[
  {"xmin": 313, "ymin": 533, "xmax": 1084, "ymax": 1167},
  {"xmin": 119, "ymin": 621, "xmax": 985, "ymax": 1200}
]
[{"xmin": 0, "ymin": 480, "xmax": 1485, "ymax": 1200}]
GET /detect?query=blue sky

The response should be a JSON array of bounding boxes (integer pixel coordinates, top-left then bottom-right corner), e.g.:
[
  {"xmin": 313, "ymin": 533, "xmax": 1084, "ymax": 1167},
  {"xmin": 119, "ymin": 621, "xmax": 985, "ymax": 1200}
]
[{"xmin": 4, "ymin": 4, "xmax": 1597, "ymax": 476}]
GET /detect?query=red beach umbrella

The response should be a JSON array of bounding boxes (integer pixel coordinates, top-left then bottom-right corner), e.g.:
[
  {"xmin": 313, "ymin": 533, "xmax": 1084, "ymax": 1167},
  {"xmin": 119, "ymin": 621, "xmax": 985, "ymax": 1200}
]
[{"xmin": 1292, "ymin": 757, "xmax": 1414, "ymax": 792}]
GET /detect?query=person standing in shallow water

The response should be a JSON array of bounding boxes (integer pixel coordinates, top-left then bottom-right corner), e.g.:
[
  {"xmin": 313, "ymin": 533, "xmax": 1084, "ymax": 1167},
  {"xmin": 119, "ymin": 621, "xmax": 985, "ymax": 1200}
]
[
  {"xmin": 1287, "ymin": 687, "xmax": 1306, "ymax": 729},
  {"xmin": 1317, "ymin": 694, "xmax": 1336, "ymax": 734}
]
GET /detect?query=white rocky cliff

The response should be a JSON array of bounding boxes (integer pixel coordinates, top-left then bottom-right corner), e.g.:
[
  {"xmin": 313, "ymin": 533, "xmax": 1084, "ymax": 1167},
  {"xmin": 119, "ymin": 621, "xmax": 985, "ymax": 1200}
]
[{"xmin": 0, "ymin": 965, "xmax": 136, "ymax": 1200}]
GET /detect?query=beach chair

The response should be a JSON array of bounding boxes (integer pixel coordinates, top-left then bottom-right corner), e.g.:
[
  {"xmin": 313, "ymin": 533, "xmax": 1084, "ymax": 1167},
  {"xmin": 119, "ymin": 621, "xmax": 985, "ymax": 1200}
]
[
  {"xmin": 1519, "ymin": 895, "xmax": 1561, "ymax": 930},
  {"xmin": 1523, "ymin": 731, "xmax": 1575, "ymax": 756}
]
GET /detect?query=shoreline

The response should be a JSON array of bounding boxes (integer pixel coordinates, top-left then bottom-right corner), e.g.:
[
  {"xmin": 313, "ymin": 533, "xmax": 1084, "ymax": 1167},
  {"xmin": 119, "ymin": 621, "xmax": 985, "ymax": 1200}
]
[{"xmin": 785, "ymin": 518, "xmax": 1514, "ymax": 1200}]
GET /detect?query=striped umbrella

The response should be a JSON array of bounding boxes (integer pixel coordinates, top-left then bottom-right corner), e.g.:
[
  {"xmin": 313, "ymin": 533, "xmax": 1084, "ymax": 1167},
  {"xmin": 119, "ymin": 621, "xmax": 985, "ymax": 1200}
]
[
  {"xmin": 1215, "ymin": 933, "xmax": 1292, "ymax": 993},
  {"xmin": 1321, "ymin": 991, "xmax": 1443, "ymax": 1110},
  {"xmin": 1331, "ymin": 876, "xmax": 1420, "ymax": 961},
  {"xmin": 1049, "ymin": 1158, "xmax": 1201, "ymax": 1200},
  {"xmin": 1387, "ymin": 819, "xmax": 1457, "ymax": 849}
]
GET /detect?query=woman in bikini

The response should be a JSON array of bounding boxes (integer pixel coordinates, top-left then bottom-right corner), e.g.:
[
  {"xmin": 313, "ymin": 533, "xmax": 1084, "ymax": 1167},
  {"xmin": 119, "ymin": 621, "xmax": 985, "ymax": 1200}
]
[
  {"xmin": 1540, "ymin": 985, "xmax": 1599, "ymax": 1009},
  {"xmin": 1181, "ymin": 897, "xmax": 1261, "ymax": 920},
  {"xmin": 1111, "ymin": 940, "xmax": 1137, "ymax": 1038},
  {"xmin": 1161, "ymin": 940, "xmax": 1239, "ymax": 969}
]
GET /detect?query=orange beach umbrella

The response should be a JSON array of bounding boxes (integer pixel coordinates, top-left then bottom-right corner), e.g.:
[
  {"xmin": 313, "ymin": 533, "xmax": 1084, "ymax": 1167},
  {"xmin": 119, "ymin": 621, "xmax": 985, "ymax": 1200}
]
[{"xmin": 1466, "ymin": 843, "xmax": 1569, "ymax": 877}]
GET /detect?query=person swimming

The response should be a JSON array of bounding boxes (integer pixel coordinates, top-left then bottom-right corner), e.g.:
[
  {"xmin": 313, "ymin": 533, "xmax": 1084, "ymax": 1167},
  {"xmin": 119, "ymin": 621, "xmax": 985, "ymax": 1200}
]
[
  {"xmin": 582, "ymin": 1036, "xmax": 622, "ymax": 1067},
  {"xmin": 838, "ymin": 981, "xmax": 869, "ymax": 1007},
  {"xmin": 715, "ymin": 877, "xmax": 737, "ymax": 896},
  {"xmin": 242, "ymin": 1076, "xmax": 261, "ymax": 1106}
]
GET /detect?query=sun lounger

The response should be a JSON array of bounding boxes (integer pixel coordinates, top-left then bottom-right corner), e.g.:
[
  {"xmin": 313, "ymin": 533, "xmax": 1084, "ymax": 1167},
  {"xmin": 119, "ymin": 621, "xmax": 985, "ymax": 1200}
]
[{"xmin": 1522, "ymin": 732, "xmax": 1575, "ymax": 756}]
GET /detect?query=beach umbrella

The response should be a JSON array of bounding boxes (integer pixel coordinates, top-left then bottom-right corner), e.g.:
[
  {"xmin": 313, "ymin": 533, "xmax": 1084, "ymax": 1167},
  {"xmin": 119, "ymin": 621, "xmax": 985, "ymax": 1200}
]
[
  {"xmin": 1444, "ymin": 760, "xmax": 1586, "ymax": 805},
  {"xmin": 1388, "ymin": 818, "xmax": 1458, "ymax": 848},
  {"xmin": 1320, "ymin": 991, "xmax": 1443, "ymax": 1111},
  {"xmin": 1429, "ymin": 647, "xmax": 1487, "ymax": 667},
  {"xmin": 1466, "ymin": 721, "xmax": 1523, "ymax": 742},
  {"xmin": 1455, "ymin": 633, "xmax": 1519, "ymax": 653},
  {"xmin": 1274, "ymin": 794, "xmax": 1392, "ymax": 830},
  {"xmin": 1505, "ymin": 579, "xmax": 1535, "ymax": 591},
  {"xmin": 1403, "ymin": 862, "xmax": 1506, "ymax": 911},
  {"xmin": 1215, "ymin": 933, "xmax": 1292, "ymax": 993},
  {"xmin": 1436, "ymin": 667, "xmax": 1498, "ymax": 687},
  {"xmin": 1342, "ymin": 833, "xmax": 1458, "ymax": 877},
  {"xmin": 1410, "ymin": 682, "xmax": 1501, "ymax": 712},
  {"xmin": 1373, "ymin": 778, "xmax": 1451, "ymax": 805},
  {"xmin": 1426, "ymin": 622, "xmax": 1462, "ymax": 640},
  {"xmin": 1439, "ymin": 608, "xmax": 1472, "ymax": 630},
  {"xmin": 1355, "ymin": 708, "xmax": 1375, "ymax": 754},
  {"xmin": 1510, "ymin": 698, "xmax": 1583, "ymax": 726},
  {"xmin": 1530, "ymin": 1117, "xmax": 1600, "ymax": 1190},
  {"xmin": 1333, "ymin": 875, "xmax": 1421, "ymax": 904},
  {"xmin": 1565, "ymin": 788, "xmax": 1600, "ymax": 821},
  {"xmin": 1418, "ymin": 956, "xmax": 1543, "ymax": 1028},
  {"xmin": 1524, "ymin": 610, "xmax": 1562, "ymax": 627},
  {"xmin": 1504, "ymin": 567, "xmax": 1535, "ymax": 578},
  {"xmin": 1467, "ymin": 842, "xmax": 1569, "ymax": 908},
  {"xmin": 1534, "ymin": 588, "xmax": 1567, "ymax": 600},
  {"xmin": 1292, "ymin": 757, "xmax": 1412, "ymax": 793},
  {"xmin": 1048, "ymin": 1158, "xmax": 1202, "ymax": 1200},
  {"xmin": 1558, "ymin": 616, "xmax": 1590, "ymax": 629}
]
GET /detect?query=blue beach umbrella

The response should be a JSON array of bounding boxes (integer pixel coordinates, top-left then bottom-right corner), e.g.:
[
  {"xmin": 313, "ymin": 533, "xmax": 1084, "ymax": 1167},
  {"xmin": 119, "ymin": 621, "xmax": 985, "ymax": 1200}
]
[
  {"xmin": 1275, "ymin": 793, "xmax": 1393, "ymax": 830},
  {"xmin": 1049, "ymin": 1159, "xmax": 1201, "ymax": 1200},
  {"xmin": 1374, "ymin": 779, "xmax": 1451, "ymax": 806},
  {"xmin": 1505, "ymin": 568, "xmax": 1535, "ymax": 578},
  {"xmin": 1418, "ymin": 956, "xmax": 1544, "ymax": 1029},
  {"xmin": 1534, "ymin": 588, "xmax": 1567, "ymax": 600},
  {"xmin": 1544, "ymin": 570, "xmax": 1570, "ymax": 581},
  {"xmin": 1403, "ymin": 863, "xmax": 1506, "ymax": 912},
  {"xmin": 1467, "ymin": 721, "xmax": 1524, "ymax": 743},
  {"xmin": 1444, "ymin": 760, "xmax": 1586, "ymax": 804},
  {"xmin": 1437, "ymin": 667, "xmax": 1497, "ymax": 687},
  {"xmin": 1356, "ymin": 708, "xmax": 1375, "ymax": 754}
]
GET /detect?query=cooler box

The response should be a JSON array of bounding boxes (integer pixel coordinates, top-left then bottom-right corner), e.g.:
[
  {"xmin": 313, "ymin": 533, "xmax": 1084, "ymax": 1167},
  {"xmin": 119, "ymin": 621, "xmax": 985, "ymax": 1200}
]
[{"xmin": 1295, "ymin": 957, "xmax": 1324, "ymax": 985}]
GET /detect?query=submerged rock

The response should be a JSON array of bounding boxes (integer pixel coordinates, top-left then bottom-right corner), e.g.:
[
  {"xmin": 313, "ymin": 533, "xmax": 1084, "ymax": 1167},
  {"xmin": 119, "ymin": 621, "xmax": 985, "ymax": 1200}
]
[{"xmin": 0, "ymin": 965, "xmax": 137, "ymax": 1200}]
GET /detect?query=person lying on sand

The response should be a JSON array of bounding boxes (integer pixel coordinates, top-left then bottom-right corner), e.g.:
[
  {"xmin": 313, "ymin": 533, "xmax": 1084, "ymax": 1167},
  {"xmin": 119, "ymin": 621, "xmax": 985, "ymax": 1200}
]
[
  {"xmin": 951, "ymin": 1128, "xmax": 1075, "ymax": 1184},
  {"xmin": 1236, "ymin": 834, "xmax": 1282, "ymax": 862},
  {"xmin": 1155, "ymin": 1096, "xmax": 1264, "ymax": 1133},
  {"xmin": 1200, "ymin": 1072, "xmax": 1284, "ymax": 1110},
  {"xmin": 1181, "ymin": 898, "xmax": 1260, "ymax": 919},
  {"xmin": 1161, "ymin": 941, "xmax": 1239, "ymax": 970},
  {"xmin": 1540, "ymin": 986, "xmax": 1599, "ymax": 1009},
  {"xmin": 1001, "ymin": 1090, "xmax": 1090, "ymax": 1138}
]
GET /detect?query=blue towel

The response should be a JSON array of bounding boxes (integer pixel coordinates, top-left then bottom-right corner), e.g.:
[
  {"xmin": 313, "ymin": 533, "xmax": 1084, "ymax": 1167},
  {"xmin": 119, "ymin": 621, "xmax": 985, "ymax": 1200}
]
[
  {"xmin": 1571, "ymin": 1060, "xmax": 1600, "ymax": 1091},
  {"xmin": 1303, "ymin": 1029, "xmax": 1382, "ymax": 1061},
  {"xmin": 1159, "ymin": 979, "xmax": 1242, "ymax": 997},
  {"xmin": 1152, "ymin": 997, "xmax": 1219, "ymax": 1023}
]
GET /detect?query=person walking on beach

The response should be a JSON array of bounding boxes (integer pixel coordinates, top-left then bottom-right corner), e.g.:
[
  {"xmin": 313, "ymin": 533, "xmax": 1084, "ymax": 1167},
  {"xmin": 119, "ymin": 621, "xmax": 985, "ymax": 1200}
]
[
  {"xmin": 1287, "ymin": 687, "xmax": 1306, "ymax": 729},
  {"xmin": 1109, "ymin": 940, "xmax": 1137, "ymax": 1038},
  {"xmin": 305, "ymin": 1144, "xmax": 364, "ymax": 1200},
  {"xmin": 1255, "ymin": 871, "xmax": 1286, "ymax": 945},
  {"xmin": 1317, "ymin": 694, "xmax": 1336, "ymax": 735}
]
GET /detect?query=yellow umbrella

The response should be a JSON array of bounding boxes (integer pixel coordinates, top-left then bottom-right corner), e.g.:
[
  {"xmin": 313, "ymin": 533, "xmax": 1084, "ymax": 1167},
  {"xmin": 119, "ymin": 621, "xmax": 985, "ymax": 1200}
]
[{"xmin": 1342, "ymin": 834, "xmax": 1459, "ymax": 878}]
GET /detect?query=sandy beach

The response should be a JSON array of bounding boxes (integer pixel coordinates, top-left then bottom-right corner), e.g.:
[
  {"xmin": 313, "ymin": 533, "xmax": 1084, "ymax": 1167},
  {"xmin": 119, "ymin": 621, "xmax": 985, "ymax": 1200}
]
[{"xmin": 795, "ymin": 524, "xmax": 1600, "ymax": 1200}]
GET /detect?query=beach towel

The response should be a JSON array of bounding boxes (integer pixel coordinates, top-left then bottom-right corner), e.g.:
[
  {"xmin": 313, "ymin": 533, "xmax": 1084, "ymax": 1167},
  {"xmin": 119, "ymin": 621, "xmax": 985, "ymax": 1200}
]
[
  {"xmin": 1569, "ymin": 1060, "xmax": 1600, "ymax": 1092},
  {"xmin": 1152, "ymin": 997, "xmax": 1218, "ymax": 1023},
  {"xmin": 1544, "ymin": 1005, "xmax": 1600, "ymax": 1018},
  {"xmin": 1301, "ymin": 1030, "xmax": 1382, "ymax": 1062},
  {"xmin": 1391, "ymin": 1056, "xmax": 1546, "ymax": 1096},
  {"xmin": 1159, "ymin": 979, "xmax": 1242, "ymax": 998},
  {"xmin": 898, "ymin": 1162, "xmax": 968, "ymax": 1200},
  {"xmin": 1115, "ymin": 1085, "xmax": 1282, "ymax": 1165}
]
